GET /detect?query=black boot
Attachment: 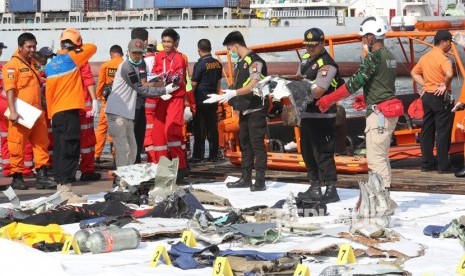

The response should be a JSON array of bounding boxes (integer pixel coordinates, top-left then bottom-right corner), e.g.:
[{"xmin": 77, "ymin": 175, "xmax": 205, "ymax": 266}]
[
  {"xmin": 36, "ymin": 167, "xmax": 58, "ymax": 189},
  {"xmin": 322, "ymin": 180, "xmax": 340, "ymax": 203},
  {"xmin": 11, "ymin": 173, "xmax": 28, "ymax": 190},
  {"xmin": 297, "ymin": 179, "xmax": 322, "ymax": 201},
  {"xmin": 227, "ymin": 168, "xmax": 252, "ymax": 188},
  {"xmin": 250, "ymin": 171, "xmax": 267, "ymax": 192}
]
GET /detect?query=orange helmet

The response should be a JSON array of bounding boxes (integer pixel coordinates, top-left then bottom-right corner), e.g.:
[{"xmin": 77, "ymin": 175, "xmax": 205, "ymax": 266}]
[{"xmin": 60, "ymin": 28, "xmax": 82, "ymax": 46}]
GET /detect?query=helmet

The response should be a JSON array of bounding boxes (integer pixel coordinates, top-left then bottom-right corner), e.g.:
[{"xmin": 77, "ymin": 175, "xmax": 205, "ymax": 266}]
[
  {"xmin": 359, "ymin": 16, "xmax": 388, "ymax": 38},
  {"xmin": 60, "ymin": 28, "xmax": 82, "ymax": 46}
]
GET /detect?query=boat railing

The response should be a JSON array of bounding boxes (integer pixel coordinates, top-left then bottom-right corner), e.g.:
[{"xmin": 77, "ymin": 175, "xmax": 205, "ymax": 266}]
[{"xmin": 266, "ymin": 9, "xmax": 335, "ymax": 18}]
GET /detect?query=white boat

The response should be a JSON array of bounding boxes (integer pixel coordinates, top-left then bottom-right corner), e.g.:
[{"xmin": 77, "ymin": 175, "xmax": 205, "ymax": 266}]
[{"xmin": 0, "ymin": 0, "xmax": 444, "ymax": 65}]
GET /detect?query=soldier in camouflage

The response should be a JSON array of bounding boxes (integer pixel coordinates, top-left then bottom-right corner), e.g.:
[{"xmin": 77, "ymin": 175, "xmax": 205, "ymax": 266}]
[{"xmin": 317, "ymin": 16, "xmax": 399, "ymax": 189}]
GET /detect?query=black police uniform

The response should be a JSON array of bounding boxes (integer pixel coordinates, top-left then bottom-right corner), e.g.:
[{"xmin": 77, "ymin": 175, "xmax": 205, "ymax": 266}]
[
  {"xmin": 191, "ymin": 54, "xmax": 223, "ymax": 161},
  {"xmin": 298, "ymin": 48, "xmax": 344, "ymax": 203},
  {"xmin": 228, "ymin": 51, "xmax": 268, "ymax": 190},
  {"xmin": 133, "ymin": 60, "xmax": 148, "ymax": 164}
]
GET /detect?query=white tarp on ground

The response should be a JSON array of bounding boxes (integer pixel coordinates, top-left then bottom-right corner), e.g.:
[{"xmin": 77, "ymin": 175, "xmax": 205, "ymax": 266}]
[{"xmin": 1, "ymin": 181, "xmax": 465, "ymax": 275}]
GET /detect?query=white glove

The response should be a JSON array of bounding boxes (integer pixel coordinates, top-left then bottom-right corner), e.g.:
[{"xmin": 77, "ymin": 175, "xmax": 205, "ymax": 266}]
[
  {"xmin": 219, "ymin": 89, "xmax": 237, "ymax": 104},
  {"xmin": 165, "ymin": 83, "xmax": 179, "ymax": 94},
  {"xmin": 452, "ymin": 101, "xmax": 464, "ymax": 112},
  {"xmin": 203, "ymin": 94, "xmax": 224, "ymax": 104},
  {"xmin": 91, "ymin": 99, "xmax": 99, "ymax": 117},
  {"xmin": 161, "ymin": 94, "xmax": 172, "ymax": 101}
]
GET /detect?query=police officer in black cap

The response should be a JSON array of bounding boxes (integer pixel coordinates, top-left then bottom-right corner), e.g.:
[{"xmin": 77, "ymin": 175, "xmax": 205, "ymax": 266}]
[{"xmin": 296, "ymin": 28, "xmax": 345, "ymax": 203}]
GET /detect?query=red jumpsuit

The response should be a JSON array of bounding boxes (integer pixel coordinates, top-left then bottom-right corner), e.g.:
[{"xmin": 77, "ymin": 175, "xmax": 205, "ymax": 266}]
[
  {"xmin": 144, "ymin": 52, "xmax": 157, "ymax": 163},
  {"xmin": 152, "ymin": 49, "xmax": 187, "ymax": 169},
  {"xmin": 79, "ymin": 62, "xmax": 97, "ymax": 174}
]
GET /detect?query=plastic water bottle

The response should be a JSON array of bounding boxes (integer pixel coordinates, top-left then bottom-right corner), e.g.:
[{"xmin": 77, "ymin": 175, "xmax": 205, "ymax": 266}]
[
  {"xmin": 74, "ymin": 226, "xmax": 118, "ymax": 252},
  {"xmin": 86, "ymin": 227, "xmax": 141, "ymax": 254}
]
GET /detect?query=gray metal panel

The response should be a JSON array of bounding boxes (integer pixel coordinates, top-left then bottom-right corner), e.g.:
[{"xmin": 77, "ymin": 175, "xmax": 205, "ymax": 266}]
[
  {"xmin": 41, "ymin": 0, "xmax": 72, "ymax": 12},
  {"xmin": 155, "ymin": 0, "xmax": 224, "ymax": 9},
  {"xmin": 9, "ymin": 0, "xmax": 41, "ymax": 12},
  {"xmin": 126, "ymin": 0, "xmax": 154, "ymax": 10}
]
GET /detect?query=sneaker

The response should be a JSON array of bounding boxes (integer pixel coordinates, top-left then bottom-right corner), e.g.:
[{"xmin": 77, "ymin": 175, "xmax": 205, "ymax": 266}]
[{"xmin": 80, "ymin": 172, "xmax": 102, "ymax": 181}]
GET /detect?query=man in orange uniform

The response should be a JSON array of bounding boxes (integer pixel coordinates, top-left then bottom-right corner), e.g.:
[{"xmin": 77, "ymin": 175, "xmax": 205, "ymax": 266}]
[
  {"xmin": 411, "ymin": 30, "xmax": 456, "ymax": 174},
  {"xmin": 95, "ymin": 45, "xmax": 124, "ymax": 163},
  {"xmin": 0, "ymin": 41, "xmax": 34, "ymax": 179},
  {"xmin": 78, "ymin": 61, "xmax": 101, "ymax": 181},
  {"xmin": 45, "ymin": 28, "xmax": 97, "ymax": 203},
  {"xmin": 2, "ymin": 32, "xmax": 56, "ymax": 190},
  {"xmin": 152, "ymin": 27, "xmax": 189, "ymax": 183}
]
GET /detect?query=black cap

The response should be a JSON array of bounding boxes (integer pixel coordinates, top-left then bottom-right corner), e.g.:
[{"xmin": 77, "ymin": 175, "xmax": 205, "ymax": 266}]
[
  {"xmin": 38, "ymin": 47, "xmax": 55, "ymax": 58},
  {"xmin": 0, "ymin": 43, "xmax": 7, "ymax": 49},
  {"xmin": 434, "ymin": 30, "xmax": 453, "ymax": 43},
  {"xmin": 303, "ymin": 28, "xmax": 324, "ymax": 45}
]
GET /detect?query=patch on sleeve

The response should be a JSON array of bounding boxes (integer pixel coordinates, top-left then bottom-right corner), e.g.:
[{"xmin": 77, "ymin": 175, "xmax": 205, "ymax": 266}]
[
  {"xmin": 7, "ymin": 68, "xmax": 15, "ymax": 80},
  {"xmin": 319, "ymin": 65, "xmax": 330, "ymax": 77},
  {"xmin": 251, "ymin": 63, "xmax": 258, "ymax": 73}
]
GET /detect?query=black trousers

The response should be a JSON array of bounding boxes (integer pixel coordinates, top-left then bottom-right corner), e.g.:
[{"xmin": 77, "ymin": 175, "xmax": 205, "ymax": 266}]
[
  {"xmin": 192, "ymin": 103, "xmax": 219, "ymax": 159},
  {"xmin": 300, "ymin": 117, "xmax": 337, "ymax": 182},
  {"xmin": 133, "ymin": 106, "xmax": 146, "ymax": 164},
  {"xmin": 239, "ymin": 109, "xmax": 267, "ymax": 174},
  {"xmin": 52, "ymin": 109, "xmax": 81, "ymax": 184},
  {"xmin": 420, "ymin": 92, "xmax": 454, "ymax": 170}
]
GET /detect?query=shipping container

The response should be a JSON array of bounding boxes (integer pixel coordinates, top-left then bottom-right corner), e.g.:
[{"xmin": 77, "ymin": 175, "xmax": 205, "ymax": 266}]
[
  {"xmin": 99, "ymin": 0, "xmax": 125, "ymax": 11},
  {"xmin": 9, "ymin": 0, "xmax": 41, "ymax": 13},
  {"xmin": 225, "ymin": 0, "xmax": 250, "ymax": 8},
  {"xmin": 71, "ymin": 0, "xmax": 99, "ymax": 12},
  {"xmin": 154, "ymin": 0, "xmax": 224, "ymax": 9},
  {"xmin": 126, "ymin": 0, "xmax": 155, "ymax": 10},
  {"xmin": 41, "ymin": 0, "xmax": 71, "ymax": 12}
]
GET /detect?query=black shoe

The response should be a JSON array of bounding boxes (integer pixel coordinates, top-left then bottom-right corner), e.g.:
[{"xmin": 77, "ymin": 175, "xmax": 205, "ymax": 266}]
[
  {"xmin": 421, "ymin": 166, "xmax": 436, "ymax": 172},
  {"xmin": 80, "ymin": 172, "xmax": 102, "ymax": 181},
  {"xmin": 297, "ymin": 180, "xmax": 322, "ymax": 201},
  {"xmin": 455, "ymin": 168, "xmax": 465, "ymax": 177},
  {"xmin": 189, "ymin": 157, "xmax": 203, "ymax": 164},
  {"xmin": 438, "ymin": 166, "xmax": 460, "ymax": 174},
  {"xmin": 322, "ymin": 181, "xmax": 340, "ymax": 203},
  {"xmin": 227, "ymin": 170, "xmax": 252, "ymax": 188},
  {"xmin": 94, "ymin": 157, "xmax": 101, "ymax": 164},
  {"xmin": 36, "ymin": 167, "xmax": 57, "ymax": 189},
  {"xmin": 207, "ymin": 157, "xmax": 218, "ymax": 163},
  {"xmin": 176, "ymin": 167, "xmax": 190, "ymax": 184},
  {"xmin": 12, "ymin": 173, "xmax": 28, "ymax": 190}
]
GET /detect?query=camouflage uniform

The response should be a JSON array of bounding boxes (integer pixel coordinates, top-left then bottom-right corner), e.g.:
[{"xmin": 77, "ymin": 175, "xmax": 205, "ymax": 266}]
[{"xmin": 345, "ymin": 48, "xmax": 398, "ymax": 188}]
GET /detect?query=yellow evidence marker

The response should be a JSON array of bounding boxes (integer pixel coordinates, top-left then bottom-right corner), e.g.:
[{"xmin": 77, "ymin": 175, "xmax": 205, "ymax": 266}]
[
  {"xmin": 456, "ymin": 254, "xmax": 465, "ymax": 275},
  {"xmin": 181, "ymin": 230, "xmax": 197, "ymax": 247},
  {"xmin": 150, "ymin": 244, "xmax": 172, "ymax": 267},
  {"xmin": 336, "ymin": 244, "xmax": 356, "ymax": 265},
  {"xmin": 212, "ymin": 257, "xmax": 233, "ymax": 276},
  {"xmin": 61, "ymin": 236, "xmax": 82, "ymax": 255},
  {"xmin": 293, "ymin": 263, "xmax": 310, "ymax": 276}
]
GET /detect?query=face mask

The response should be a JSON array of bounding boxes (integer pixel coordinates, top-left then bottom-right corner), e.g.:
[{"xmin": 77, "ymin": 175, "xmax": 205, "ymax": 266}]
[
  {"xmin": 128, "ymin": 55, "xmax": 142, "ymax": 66},
  {"xmin": 229, "ymin": 50, "xmax": 239, "ymax": 61},
  {"xmin": 40, "ymin": 65, "xmax": 46, "ymax": 71}
]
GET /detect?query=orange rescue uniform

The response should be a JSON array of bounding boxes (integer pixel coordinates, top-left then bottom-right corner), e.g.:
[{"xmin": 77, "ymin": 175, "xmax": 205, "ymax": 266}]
[
  {"xmin": 2, "ymin": 50, "xmax": 50, "ymax": 173},
  {"xmin": 94, "ymin": 56, "xmax": 123, "ymax": 159}
]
